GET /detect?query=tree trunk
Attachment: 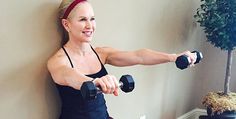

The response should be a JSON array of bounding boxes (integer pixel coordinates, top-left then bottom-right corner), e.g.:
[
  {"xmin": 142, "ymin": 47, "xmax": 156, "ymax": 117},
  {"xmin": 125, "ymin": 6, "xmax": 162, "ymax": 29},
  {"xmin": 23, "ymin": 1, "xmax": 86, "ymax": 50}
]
[{"xmin": 224, "ymin": 49, "xmax": 233, "ymax": 95}]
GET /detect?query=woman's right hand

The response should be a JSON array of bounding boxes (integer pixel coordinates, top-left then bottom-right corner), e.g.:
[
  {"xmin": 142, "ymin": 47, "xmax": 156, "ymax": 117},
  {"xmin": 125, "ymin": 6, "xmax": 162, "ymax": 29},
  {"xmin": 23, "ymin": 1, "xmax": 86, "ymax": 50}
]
[{"xmin": 93, "ymin": 75, "xmax": 120, "ymax": 96}]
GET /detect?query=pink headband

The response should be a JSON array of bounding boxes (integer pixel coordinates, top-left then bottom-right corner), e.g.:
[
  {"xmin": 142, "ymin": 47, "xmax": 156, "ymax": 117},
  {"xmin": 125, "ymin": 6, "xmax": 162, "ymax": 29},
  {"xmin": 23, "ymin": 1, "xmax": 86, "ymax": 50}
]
[{"xmin": 62, "ymin": 0, "xmax": 87, "ymax": 19}]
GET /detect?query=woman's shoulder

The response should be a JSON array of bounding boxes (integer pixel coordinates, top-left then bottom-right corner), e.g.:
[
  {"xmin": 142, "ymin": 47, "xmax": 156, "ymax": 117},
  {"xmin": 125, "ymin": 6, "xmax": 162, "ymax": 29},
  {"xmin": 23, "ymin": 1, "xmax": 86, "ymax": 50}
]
[
  {"xmin": 94, "ymin": 46, "xmax": 118, "ymax": 54},
  {"xmin": 47, "ymin": 48, "xmax": 68, "ymax": 70}
]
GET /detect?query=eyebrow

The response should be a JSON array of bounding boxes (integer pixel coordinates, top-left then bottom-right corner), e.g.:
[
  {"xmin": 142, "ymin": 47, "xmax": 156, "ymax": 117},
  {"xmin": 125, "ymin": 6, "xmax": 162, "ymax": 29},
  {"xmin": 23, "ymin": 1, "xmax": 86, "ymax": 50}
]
[{"xmin": 78, "ymin": 16, "xmax": 95, "ymax": 19}]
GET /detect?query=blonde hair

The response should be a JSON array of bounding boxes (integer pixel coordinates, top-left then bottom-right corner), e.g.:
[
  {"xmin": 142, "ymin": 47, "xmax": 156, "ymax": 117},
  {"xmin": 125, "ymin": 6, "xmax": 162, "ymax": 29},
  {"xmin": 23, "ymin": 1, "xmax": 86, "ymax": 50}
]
[
  {"xmin": 58, "ymin": 0, "xmax": 87, "ymax": 46},
  {"xmin": 57, "ymin": 0, "xmax": 73, "ymax": 46}
]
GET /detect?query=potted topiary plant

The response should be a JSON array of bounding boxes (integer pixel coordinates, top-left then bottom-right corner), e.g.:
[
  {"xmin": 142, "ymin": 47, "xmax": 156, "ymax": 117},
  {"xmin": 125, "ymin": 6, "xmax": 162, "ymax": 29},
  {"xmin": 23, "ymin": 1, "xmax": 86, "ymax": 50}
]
[{"xmin": 194, "ymin": 0, "xmax": 236, "ymax": 118}]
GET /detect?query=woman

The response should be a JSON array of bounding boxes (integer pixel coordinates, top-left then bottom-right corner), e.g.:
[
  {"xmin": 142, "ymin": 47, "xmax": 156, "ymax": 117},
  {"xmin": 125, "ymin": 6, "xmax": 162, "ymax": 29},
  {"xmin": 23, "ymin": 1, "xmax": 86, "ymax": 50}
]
[{"xmin": 47, "ymin": 0, "xmax": 197, "ymax": 118}]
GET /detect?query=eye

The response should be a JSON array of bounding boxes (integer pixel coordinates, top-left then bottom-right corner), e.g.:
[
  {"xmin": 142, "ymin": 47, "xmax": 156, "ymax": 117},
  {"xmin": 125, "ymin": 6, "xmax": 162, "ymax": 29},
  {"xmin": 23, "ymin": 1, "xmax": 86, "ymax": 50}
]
[
  {"xmin": 80, "ymin": 18, "xmax": 87, "ymax": 21},
  {"xmin": 91, "ymin": 17, "xmax": 95, "ymax": 21}
]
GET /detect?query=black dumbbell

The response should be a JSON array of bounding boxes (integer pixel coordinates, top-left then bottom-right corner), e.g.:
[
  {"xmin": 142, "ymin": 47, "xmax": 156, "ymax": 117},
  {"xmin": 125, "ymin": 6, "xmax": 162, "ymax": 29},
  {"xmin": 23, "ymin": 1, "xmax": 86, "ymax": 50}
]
[
  {"xmin": 175, "ymin": 51, "xmax": 203, "ymax": 70},
  {"xmin": 81, "ymin": 75, "xmax": 135, "ymax": 100}
]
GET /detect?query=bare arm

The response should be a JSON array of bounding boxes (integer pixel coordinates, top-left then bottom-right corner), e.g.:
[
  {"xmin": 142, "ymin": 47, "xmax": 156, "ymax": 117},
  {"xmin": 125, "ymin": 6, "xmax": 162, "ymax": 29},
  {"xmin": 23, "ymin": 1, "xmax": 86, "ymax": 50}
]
[
  {"xmin": 47, "ymin": 56, "xmax": 93, "ymax": 90},
  {"xmin": 98, "ymin": 47, "xmax": 178, "ymax": 66},
  {"xmin": 47, "ymin": 52, "xmax": 119, "ymax": 95}
]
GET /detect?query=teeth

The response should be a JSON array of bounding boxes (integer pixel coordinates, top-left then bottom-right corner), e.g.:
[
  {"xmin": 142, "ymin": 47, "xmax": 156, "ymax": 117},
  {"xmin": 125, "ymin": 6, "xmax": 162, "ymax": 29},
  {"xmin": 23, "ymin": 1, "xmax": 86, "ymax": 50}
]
[{"xmin": 83, "ymin": 31, "xmax": 92, "ymax": 36}]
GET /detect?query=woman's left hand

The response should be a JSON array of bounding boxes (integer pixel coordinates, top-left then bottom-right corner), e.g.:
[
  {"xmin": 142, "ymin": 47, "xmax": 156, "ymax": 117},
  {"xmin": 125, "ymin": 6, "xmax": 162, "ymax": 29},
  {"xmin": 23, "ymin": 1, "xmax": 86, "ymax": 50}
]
[{"xmin": 176, "ymin": 51, "xmax": 197, "ymax": 67}]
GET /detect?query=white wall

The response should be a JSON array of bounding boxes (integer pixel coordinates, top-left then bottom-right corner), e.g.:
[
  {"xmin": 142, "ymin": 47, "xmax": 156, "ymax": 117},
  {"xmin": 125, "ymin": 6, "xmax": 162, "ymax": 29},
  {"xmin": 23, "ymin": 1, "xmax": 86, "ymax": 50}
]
[
  {"xmin": 0, "ymin": 0, "xmax": 235, "ymax": 119},
  {"xmin": 0, "ymin": 0, "xmax": 61, "ymax": 119},
  {"xmin": 90, "ymin": 0, "xmax": 205, "ymax": 118}
]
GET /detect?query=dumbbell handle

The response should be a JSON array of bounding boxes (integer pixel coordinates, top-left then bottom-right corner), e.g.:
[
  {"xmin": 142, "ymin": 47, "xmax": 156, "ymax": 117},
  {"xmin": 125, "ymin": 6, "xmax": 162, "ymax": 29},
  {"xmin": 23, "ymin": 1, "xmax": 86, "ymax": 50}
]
[
  {"xmin": 96, "ymin": 81, "xmax": 124, "ymax": 93},
  {"xmin": 183, "ymin": 51, "xmax": 203, "ymax": 63},
  {"xmin": 81, "ymin": 74, "xmax": 135, "ymax": 100}
]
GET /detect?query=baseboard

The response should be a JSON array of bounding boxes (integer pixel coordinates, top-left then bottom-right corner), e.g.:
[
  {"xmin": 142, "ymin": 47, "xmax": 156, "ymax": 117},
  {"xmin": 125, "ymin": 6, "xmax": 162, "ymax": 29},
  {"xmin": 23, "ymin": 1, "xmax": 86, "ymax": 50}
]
[{"xmin": 177, "ymin": 108, "xmax": 207, "ymax": 119}]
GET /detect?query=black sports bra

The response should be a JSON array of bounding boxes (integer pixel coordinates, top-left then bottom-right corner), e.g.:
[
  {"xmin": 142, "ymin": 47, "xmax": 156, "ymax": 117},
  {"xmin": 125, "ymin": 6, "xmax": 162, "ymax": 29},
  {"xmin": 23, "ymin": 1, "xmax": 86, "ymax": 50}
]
[
  {"xmin": 57, "ymin": 45, "xmax": 110, "ymax": 119},
  {"xmin": 61, "ymin": 46, "xmax": 108, "ymax": 78}
]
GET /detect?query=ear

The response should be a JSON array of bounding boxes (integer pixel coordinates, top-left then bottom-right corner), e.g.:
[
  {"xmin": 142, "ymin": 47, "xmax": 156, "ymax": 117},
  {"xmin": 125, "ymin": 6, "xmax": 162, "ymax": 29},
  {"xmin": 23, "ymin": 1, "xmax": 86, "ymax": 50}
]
[{"xmin": 61, "ymin": 19, "xmax": 70, "ymax": 32}]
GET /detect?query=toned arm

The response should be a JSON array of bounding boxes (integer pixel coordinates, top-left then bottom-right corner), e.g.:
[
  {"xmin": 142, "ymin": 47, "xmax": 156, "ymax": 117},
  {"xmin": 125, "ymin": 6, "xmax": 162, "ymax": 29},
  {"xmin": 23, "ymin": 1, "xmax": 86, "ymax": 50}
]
[
  {"xmin": 47, "ymin": 54, "xmax": 93, "ymax": 90},
  {"xmin": 97, "ymin": 47, "xmax": 177, "ymax": 67}
]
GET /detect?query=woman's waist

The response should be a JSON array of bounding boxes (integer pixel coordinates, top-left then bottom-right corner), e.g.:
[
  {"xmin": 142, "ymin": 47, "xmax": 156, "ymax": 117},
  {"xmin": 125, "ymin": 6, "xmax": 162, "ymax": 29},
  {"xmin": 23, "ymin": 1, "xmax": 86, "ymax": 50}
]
[{"xmin": 60, "ymin": 93, "xmax": 106, "ymax": 108}]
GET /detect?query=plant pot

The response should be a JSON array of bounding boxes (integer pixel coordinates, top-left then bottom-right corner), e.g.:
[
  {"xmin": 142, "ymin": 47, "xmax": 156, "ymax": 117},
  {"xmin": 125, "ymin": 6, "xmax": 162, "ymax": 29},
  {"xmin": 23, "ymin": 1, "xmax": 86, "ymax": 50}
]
[{"xmin": 199, "ymin": 107, "xmax": 236, "ymax": 119}]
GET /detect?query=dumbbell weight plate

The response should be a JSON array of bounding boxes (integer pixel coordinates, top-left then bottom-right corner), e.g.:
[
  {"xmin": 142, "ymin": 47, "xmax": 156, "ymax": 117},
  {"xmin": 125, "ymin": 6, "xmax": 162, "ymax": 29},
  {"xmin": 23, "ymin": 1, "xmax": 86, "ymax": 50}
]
[
  {"xmin": 81, "ymin": 81, "xmax": 97, "ymax": 100},
  {"xmin": 120, "ymin": 75, "xmax": 135, "ymax": 93},
  {"xmin": 192, "ymin": 51, "xmax": 203, "ymax": 64},
  {"xmin": 175, "ymin": 55, "xmax": 191, "ymax": 70}
]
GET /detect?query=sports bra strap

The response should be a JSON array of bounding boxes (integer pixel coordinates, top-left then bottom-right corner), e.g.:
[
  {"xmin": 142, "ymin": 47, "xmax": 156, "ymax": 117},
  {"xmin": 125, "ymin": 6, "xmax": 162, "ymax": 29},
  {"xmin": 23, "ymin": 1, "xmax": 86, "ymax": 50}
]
[
  {"xmin": 90, "ymin": 45, "xmax": 104, "ymax": 65},
  {"xmin": 62, "ymin": 46, "xmax": 74, "ymax": 68},
  {"xmin": 62, "ymin": 45, "xmax": 103, "ymax": 69}
]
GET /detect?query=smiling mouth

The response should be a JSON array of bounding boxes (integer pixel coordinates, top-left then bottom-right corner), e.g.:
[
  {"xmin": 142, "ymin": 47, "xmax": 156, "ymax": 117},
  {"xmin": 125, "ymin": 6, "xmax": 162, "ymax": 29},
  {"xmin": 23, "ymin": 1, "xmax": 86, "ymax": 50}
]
[{"xmin": 82, "ymin": 31, "xmax": 93, "ymax": 37}]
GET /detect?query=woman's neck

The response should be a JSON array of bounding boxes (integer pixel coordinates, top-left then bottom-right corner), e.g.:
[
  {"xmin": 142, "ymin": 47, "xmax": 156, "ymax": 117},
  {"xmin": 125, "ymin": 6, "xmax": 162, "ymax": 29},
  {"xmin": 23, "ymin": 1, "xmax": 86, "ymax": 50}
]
[{"xmin": 64, "ymin": 40, "xmax": 92, "ymax": 56}]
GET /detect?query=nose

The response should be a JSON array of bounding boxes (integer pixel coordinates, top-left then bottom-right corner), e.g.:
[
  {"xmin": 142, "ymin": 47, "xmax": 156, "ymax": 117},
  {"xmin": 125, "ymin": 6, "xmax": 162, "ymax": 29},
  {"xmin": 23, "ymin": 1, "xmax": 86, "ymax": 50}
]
[{"xmin": 85, "ymin": 20, "xmax": 92, "ymax": 29}]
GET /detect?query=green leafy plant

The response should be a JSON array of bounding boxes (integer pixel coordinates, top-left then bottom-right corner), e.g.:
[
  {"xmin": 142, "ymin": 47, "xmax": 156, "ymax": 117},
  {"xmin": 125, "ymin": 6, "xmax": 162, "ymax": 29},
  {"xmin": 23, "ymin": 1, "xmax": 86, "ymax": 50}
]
[
  {"xmin": 194, "ymin": 0, "xmax": 236, "ymax": 115},
  {"xmin": 194, "ymin": 0, "xmax": 236, "ymax": 95}
]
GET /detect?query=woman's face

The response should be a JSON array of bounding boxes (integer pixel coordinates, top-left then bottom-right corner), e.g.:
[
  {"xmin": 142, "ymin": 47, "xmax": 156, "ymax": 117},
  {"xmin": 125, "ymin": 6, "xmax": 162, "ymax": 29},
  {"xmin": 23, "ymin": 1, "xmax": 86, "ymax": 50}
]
[{"xmin": 64, "ymin": 2, "xmax": 96, "ymax": 43}]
